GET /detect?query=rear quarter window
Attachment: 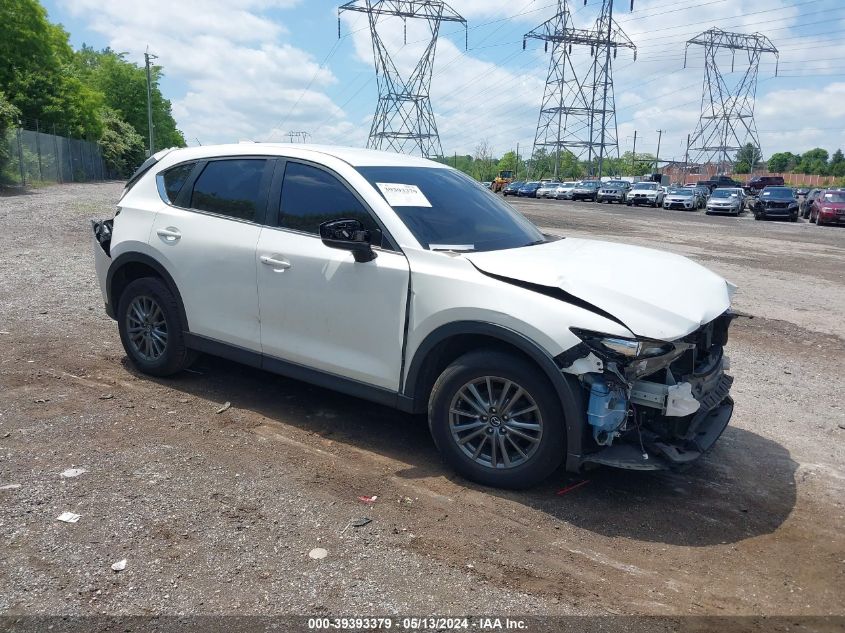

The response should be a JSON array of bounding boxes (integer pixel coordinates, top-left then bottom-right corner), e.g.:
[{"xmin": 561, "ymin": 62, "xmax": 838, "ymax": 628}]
[{"xmin": 157, "ymin": 162, "xmax": 197, "ymax": 204}]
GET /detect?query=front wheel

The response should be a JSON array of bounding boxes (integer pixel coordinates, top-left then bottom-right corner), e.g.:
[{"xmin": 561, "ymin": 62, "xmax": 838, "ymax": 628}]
[
  {"xmin": 117, "ymin": 277, "xmax": 195, "ymax": 377},
  {"xmin": 428, "ymin": 350, "xmax": 566, "ymax": 489}
]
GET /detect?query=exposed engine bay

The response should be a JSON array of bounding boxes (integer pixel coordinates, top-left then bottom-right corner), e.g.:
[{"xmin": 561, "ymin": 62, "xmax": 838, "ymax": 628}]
[{"xmin": 559, "ymin": 312, "xmax": 735, "ymax": 470}]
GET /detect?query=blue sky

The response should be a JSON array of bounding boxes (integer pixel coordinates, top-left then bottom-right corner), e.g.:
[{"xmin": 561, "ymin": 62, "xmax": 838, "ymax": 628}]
[{"xmin": 43, "ymin": 0, "xmax": 845, "ymax": 161}]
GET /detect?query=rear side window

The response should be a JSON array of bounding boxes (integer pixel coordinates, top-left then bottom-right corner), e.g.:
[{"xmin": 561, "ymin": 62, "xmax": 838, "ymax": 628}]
[
  {"xmin": 190, "ymin": 159, "xmax": 267, "ymax": 222},
  {"xmin": 280, "ymin": 162, "xmax": 379, "ymax": 237},
  {"xmin": 159, "ymin": 162, "xmax": 196, "ymax": 204}
]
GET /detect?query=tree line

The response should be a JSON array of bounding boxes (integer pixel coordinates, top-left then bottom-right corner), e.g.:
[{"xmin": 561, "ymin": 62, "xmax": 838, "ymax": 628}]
[
  {"xmin": 1, "ymin": 0, "xmax": 185, "ymax": 182},
  {"xmin": 434, "ymin": 142, "xmax": 659, "ymax": 182}
]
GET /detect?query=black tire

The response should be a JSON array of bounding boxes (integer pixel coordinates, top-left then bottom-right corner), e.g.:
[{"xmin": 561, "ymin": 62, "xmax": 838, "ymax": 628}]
[
  {"xmin": 117, "ymin": 277, "xmax": 195, "ymax": 377},
  {"xmin": 428, "ymin": 350, "xmax": 566, "ymax": 489}
]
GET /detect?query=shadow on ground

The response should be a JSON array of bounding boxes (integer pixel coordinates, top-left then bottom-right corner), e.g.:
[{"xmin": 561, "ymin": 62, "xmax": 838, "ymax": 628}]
[{"xmin": 134, "ymin": 353, "xmax": 798, "ymax": 549}]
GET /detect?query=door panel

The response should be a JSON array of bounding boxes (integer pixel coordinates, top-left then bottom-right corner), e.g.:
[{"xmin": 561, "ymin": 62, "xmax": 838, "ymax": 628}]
[
  {"xmin": 149, "ymin": 206, "xmax": 262, "ymax": 350},
  {"xmin": 257, "ymin": 229, "xmax": 409, "ymax": 390}
]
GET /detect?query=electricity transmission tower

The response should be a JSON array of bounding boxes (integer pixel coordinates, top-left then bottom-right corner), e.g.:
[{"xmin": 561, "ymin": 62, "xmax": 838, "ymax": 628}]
[
  {"xmin": 685, "ymin": 27, "xmax": 778, "ymax": 173},
  {"xmin": 525, "ymin": 0, "xmax": 635, "ymax": 179},
  {"xmin": 338, "ymin": 1, "xmax": 467, "ymax": 158}
]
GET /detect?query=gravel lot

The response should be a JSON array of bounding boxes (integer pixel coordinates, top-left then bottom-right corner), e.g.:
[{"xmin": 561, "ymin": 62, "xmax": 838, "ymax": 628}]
[{"xmin": 1, "ymin": 183, "xmax": 843, "ymax": 618}]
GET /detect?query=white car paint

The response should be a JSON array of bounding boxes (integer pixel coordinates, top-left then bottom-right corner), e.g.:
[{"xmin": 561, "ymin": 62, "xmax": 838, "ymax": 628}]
[{"xmin": 465, "ymin": 238, "xmax": 730, "ymax": 341}]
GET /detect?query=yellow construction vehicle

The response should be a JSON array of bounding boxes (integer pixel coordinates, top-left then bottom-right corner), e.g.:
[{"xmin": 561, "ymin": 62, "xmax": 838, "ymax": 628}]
[{"xmin": 491, "ymin": 170, "xmax": 515, "ymax": 193}]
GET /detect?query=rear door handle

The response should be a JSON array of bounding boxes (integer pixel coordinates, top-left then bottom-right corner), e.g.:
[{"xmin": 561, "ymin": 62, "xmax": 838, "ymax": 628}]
[
  {"xmin": 156, "ymin": 227, "xmax": 181, "ymax": 242},
  {"xmin": 260, "ymin": 255, "xmax": 291, "ymax": 270}
]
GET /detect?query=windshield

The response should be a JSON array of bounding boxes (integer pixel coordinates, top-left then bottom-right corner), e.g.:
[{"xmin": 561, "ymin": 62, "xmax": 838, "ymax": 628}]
[
  {"xmin": 357, "ymin": 167, "xmax": 544, "ymax": 252},
  {"xmin": 578, "ymin": 181, "xmax": 599, "ymax": 188},
  {"xmin": 632, "ymin": 182, "xmax": 657, "ymax": 190},
  {"xmin": 711, "ymin": 189, "xmax": 738, "ymax": 198},
  {"xmin": 823, "ymin": 191, "xmax": 845, "ymax": 202},
  {"xmin": 667, "ymin": 187, "xmax": 691, "ymax": 195},
  {"xmin": 761, "ymin": 188, "xmax": 794, "ymax": 199}
]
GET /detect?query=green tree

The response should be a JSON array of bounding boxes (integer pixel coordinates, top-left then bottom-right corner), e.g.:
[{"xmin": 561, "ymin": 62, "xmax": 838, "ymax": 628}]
[
  {"xmin": 734, "ymin": 143, "xmax": 762, "ymax": 174},
  {"xmin": 98, "ymin": 108, "xmax": 146, "ymax": 177},
  {"xmin": 0, "ymin": 91, "xmax": 22, "ymax": 185},
  {"xmin": 829, "ymin": 149, "xmax": 845, "ymax": 177},
  {"xmin": 74, "ymin": 46, "xmax": 185, "ymax": 149},
  {"xmin": 0, "ymin": 0, "xmax": 102, "ymax": 138},
  {"xmin": 797, "ymin": 148, "xmax": 829, "ymax": 175},
  {"xmin": 767, "ymin": 151, "xmax": 798, "ymax": 173}
]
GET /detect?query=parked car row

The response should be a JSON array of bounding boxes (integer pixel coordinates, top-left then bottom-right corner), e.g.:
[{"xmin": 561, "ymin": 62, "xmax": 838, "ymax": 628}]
[
  {"xmin": 498, "ymin": 178, "xmax": 840, "ymax": 226},
  {"xmin": 800, "ymin": 188, "xmax": 845, "ymax": 225}
]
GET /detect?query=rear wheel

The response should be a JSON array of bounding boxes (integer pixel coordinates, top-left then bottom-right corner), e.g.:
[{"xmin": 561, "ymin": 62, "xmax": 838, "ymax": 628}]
[
  {"xmin": 428, "ymin": 350, "xmax": 565, "ymax": 489},
  {"xmin": 117, "ymin": 277, "xmax": 195, "ymax": 377}
]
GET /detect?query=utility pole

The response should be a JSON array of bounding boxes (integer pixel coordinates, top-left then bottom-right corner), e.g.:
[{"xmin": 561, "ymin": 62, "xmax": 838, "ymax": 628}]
[
  {"xmin": 516, "ymin": 142, "xmax": 520, "ymax": 180},
  {"xmin": 654, "ymin": 129, "xmax": 664, "ymax": 174},
  {"xmin": 631, "ymin": 130, "xmax": 637, "ymax": 175},
  {"xmin": 338, "ymin": 1, "xmax": 467, "ymax": 158},
  {"xmin": 144, "ymin": 47, "xmax": 158, "ymax": 157},
  {"xmin": 683, "ymin": 133, "xmax": 690, "ymax": 183}
]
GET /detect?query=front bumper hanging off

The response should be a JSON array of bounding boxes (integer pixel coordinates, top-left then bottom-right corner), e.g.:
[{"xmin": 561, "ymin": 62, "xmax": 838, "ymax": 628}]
[{"xmin": 570, "ymin": 313, "xmax": 736, "ymax": 471}]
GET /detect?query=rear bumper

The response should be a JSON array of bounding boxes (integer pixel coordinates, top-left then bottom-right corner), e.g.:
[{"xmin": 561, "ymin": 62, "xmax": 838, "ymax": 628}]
[{"xmin": 91, "ymin": 219, "xmax": 113, "ymax": 312}]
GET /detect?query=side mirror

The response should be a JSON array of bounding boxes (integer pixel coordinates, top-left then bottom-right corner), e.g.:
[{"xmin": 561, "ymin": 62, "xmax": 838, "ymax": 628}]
[{"xmin": 319, "ymin": 219, "xmax": 377, "ymax": 263}]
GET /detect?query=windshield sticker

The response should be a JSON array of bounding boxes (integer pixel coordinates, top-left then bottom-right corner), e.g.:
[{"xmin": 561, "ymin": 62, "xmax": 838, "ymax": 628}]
[{"xmin": 377, "ymin": 183, "xmax": 432, "ymax": 207}]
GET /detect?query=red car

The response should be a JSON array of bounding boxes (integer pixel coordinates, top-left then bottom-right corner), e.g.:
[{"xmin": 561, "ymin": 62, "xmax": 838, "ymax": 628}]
[{"xmin": 809, "ymin": 189, "xmax": 845, "ymax": 226}]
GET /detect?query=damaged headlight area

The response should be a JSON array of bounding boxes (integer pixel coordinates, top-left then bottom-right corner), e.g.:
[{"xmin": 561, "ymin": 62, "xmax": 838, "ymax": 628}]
[{"xmin": 561, "ymin": 313, "xmax": 736, "ymax": 470}]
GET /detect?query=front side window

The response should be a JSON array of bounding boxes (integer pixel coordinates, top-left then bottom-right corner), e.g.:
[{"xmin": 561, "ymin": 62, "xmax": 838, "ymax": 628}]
[
  {"xmin": 190, "ymin": 159, "xmax": 267, "ymax": 222},
  {"xmin": 280, "ymin": 162, "xmax": 380, "ymax": 238},
  {"xmin": 357, "ymin": 166, "xmax": 544, "ymax": 252}
]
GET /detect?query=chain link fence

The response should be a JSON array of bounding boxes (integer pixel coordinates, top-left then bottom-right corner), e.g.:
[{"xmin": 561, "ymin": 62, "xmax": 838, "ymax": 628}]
[{"xmin": 1, "ymin": 126, "xmax": 109, "ymax": 188}]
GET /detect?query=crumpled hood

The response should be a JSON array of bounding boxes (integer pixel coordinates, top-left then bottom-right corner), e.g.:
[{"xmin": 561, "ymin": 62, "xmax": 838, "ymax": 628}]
[{"xmin": 466, "ymin": 237, "xmax": 731, "ymax": 341}]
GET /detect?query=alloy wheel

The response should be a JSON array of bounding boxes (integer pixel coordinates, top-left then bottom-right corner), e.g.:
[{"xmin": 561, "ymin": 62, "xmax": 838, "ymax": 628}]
[
  {"xmin": 125, "ymin": 295, "xmax": 168, "ymax": 361},
  {"xmin": 449, "ymin": 376, "xmax": 543, "ymax": 470}
]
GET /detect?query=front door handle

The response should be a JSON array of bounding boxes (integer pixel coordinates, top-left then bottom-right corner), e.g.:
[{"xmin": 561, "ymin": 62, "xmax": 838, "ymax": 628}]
[
  {"xmin": 156, "ymin": 227, "xmax": 181, "ymax": 242},
  {"xmin": 260, "ymin": 255, "xmax": 291, "ymax": 270}
]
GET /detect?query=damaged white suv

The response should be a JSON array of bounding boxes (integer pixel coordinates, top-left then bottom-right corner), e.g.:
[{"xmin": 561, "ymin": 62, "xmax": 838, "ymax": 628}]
[{"xmin": 92, "ymin": 144, "xmax": 736, "ymax": 489}]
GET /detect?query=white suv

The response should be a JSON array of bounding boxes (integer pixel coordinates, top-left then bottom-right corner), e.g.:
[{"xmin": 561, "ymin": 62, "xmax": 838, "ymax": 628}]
[{"xmin": 92, "ymin": 144, "xmax": 737, "ymax": 488}]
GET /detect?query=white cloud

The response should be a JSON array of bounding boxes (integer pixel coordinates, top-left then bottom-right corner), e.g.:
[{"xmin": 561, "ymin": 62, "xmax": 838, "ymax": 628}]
[{"xmin": 58, "ymin": 0, "xmax": 357, "ymax": 145}]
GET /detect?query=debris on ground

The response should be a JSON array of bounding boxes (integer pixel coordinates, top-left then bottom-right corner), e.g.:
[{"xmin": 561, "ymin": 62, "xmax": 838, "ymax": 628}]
[
  {"xmin": 357, "ymin": 495, "xmax": 378, "ymax": 504},
  {"xmin": 555, "ymin": 480, "xmax": 591, "ymax": 496},
  {"xmin": 308, "ymin": 548, "xmax": 328, "ymax": 560},
  {"xmin": 34, "ymin": 398, "xmax": 49, "ymax": 404},
  {"xmin": 351, "ymin": 517, "xmax": 372, "ymax": 528},
  {"xmin": 0, "ymin": 484, "xmax": 22, "ymax": 490},
  {"xmin": 216, "ymin": 402, "xmax": 232, "ymax": 414},
  {"xmin": 99, "ymin": 394, "xmax": 114, "ymax": 400},
  {"xmin": 56, "ymin": 512, "xmax": 81, "ymax": 523},
  {"xmin": 111, "ymin": 559, "xmax": 127, "ymax": 572},
  {"xmin": 60, "ymin": 468, "xmax": 87, "ymax": 478}
]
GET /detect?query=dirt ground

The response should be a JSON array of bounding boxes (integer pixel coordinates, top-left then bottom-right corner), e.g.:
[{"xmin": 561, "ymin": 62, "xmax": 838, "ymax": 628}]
[{"xmin": 1, "ymin": 183, "xmax": 843, "ymax": 618}]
